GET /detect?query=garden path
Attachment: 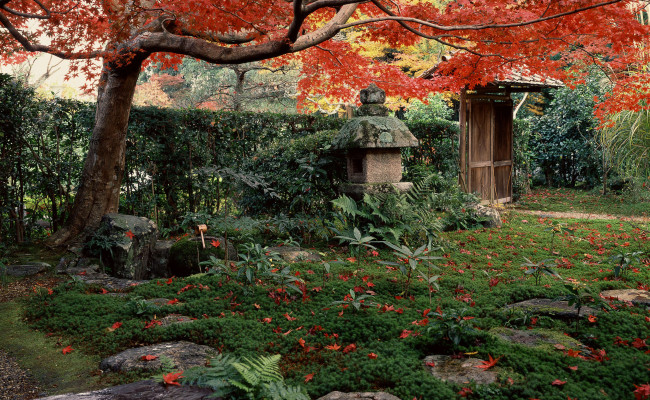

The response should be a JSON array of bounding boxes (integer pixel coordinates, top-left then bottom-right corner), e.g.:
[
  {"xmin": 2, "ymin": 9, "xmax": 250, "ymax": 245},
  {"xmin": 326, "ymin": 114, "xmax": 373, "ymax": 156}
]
[
  {"xmin": 0, "ymin": 275, "xmax": 61, "ymax": 400},
  {"xmin": 515, "ymin": 209, "xmax": 650, "ymax": 223}
]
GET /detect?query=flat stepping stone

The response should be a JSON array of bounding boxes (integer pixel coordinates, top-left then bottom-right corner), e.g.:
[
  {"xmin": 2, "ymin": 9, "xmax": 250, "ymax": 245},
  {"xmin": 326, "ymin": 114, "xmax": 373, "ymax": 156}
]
[
  {"xmin": 268, "ymin": 246, "xmax": 322, "ymax": 262},
  {"xmin": 65, "ymin": 265, "xmax": 148, "ymax": 291},
  {"xmin": 489, "ymin": 327, "xmax": 583, "ymax": 351},
  {"xmin": 145, "ymin": 298, "xmax": 173, "ymax": 307},
  {"xmin": 36, "ymin": 379, "xmax": 213, "ymax": 399},
  {"xmin": 317, "ymin": 392, "xmax": 402, "ymax": 400},
  {"xmin": 423, "ymin": 355, "xmax": 498, "ymax": 385},
  {"xmin": 504, "ymin": 298, "xmax": 597, "ymax": 319},
  {"xmin": 159, "ymin": 314, "xmax": 196, "ymax": 327},
  {"xmin": 5, "ymin": 262, "xmax": 50, "ymax": 276},
  {"xmin": 600, "ymin": 289, "xmax": 650, "ymax": 306},
  {"xmin": 99, "ymin": 341, "xmax": 215, "ymax": 373}
]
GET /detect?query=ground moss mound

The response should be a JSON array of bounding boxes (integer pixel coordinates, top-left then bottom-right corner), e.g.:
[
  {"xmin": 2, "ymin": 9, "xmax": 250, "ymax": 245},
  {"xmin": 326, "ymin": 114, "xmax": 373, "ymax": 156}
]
[{"xmin": 167, "ymin": 237, "xmax": 232, "ymax": 277}]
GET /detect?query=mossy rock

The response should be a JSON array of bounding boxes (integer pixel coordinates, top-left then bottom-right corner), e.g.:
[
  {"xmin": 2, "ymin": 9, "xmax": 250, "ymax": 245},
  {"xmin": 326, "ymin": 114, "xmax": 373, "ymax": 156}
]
[
  {"xmin": 489, "ymin": 327, "xmax": 584, "ymax": 353},
  {"xmin": 168, "ymin": 237, "xmax": 236, "ymax": 277}
]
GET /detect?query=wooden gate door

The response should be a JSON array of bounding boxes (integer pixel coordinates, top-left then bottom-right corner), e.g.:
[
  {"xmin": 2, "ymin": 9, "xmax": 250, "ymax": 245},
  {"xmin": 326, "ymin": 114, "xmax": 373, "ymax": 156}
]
[{"xmin": 465, "ymin": 98, "xmax": 513, "ymax": 203}]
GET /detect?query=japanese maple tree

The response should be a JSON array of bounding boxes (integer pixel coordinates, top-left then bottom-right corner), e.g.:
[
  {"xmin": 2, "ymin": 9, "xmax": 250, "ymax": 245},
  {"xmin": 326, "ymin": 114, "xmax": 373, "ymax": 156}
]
[{"xmin": 1, "ymin": 0, "xmax": 648, "ymax": 245}]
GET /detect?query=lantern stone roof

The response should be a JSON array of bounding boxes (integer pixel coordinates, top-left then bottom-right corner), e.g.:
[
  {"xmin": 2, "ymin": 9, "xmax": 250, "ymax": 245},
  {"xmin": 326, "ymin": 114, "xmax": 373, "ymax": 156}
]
[{"xmin": 332, "ymin": 84, "xmax": 418, "ymax": 150}]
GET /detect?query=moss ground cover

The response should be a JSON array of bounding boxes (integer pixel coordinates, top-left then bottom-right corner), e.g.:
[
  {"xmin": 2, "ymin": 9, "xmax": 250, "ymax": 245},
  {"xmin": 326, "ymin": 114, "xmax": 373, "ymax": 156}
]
[
  {"xmin": 516, "ymin": 187, "xmax": 650, "ymax": 217},
  {"xmin": 19, "ymin": 212, "xmax": 650, "ymax": 399}
]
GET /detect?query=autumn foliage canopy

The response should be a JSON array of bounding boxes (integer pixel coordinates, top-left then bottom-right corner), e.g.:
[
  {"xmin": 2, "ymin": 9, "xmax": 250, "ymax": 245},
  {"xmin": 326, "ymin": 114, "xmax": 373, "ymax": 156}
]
[
  {"xmin": 2, "ymin": 0, "xmax": 650, "ymax": 245},
  {"xmin": 1, "ymin": 0, "xmax": 648, "ymax": 114}
]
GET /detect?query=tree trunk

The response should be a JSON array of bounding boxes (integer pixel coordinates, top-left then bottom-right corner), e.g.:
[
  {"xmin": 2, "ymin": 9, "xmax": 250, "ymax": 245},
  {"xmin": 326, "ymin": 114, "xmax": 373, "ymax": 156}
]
[{"xmin": 48, "ymin": 58, "xmax": 144, "ymax": 247}]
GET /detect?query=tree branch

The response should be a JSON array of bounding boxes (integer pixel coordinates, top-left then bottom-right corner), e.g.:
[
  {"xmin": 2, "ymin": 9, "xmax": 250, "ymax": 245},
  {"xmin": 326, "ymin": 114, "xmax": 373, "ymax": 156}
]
[
  {"xmin": 0, "ymin": 11, "xmax": 102, "ymax": 59},
  {"xmin": 341, "ymin": 0, "xmax": 625, "ymax": 32}
]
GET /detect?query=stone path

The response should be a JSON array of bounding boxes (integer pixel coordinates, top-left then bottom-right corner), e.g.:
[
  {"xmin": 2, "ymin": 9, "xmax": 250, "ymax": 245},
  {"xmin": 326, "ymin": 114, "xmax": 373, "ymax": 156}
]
[
  {"xmin": 515, "ymin": 209, "xmax": 650, "ymax": 223},
  {"xmin": 0, "ymin": 349, "xmax": 42, "ymax": 400}
]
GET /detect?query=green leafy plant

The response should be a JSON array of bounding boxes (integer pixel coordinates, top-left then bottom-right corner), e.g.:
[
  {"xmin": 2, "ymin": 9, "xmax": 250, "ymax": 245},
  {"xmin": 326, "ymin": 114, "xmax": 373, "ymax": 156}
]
[
  {"xmin": 331, "ymin": 289, "xmax": 376, "ymax": 312},
  {"xmin": 267, "ymin": 265, "xmax": 305, "ymax": 297},
  {"xmin": 609, "ymin": 251, "xmax": 644, "ymax": 278},
  {"xmin": 125, "ymin": 296, "xmax": 160, "ymax": 318},
  {"xmin": 84, "ymin": 228, "xmax": 124, "ymax": 274},
  {"xmin": 544, "ymin": 222, "xmax": 575, "ymax": 254},
  {"xmin": 236, "ymin": 243, "xmax": 283, "ymax": 285},
  {"xmin": 521, "ymin": 257, "xmax": 561, "ymax": 286},
  {"xmin": 334, "ymin": 226, "xmax": 376, "ymax": 271},
  {"xmin": 200, "ymin": 255, "xmax": 231, "ymax": 276},
  {"xmin": 181, "ymin": 353, "xmax": 309, "ymax": 400},
  {"xmin": 557, "ymin": 282, "xmax": 600, "ymax": 334},
  {"xmin": 380, "ymin": 241, "xmax": 441, "ymax": 296},
  {"xmin": 426, "ymin": 308, "xmax": 478, "ymax": 351}
]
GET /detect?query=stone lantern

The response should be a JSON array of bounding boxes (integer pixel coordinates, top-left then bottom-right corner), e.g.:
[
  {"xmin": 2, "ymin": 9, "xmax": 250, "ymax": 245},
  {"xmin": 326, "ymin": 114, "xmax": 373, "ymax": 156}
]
[{"xmin": 333, "ymin": 84, "xmax": 418, "ymax": 198}]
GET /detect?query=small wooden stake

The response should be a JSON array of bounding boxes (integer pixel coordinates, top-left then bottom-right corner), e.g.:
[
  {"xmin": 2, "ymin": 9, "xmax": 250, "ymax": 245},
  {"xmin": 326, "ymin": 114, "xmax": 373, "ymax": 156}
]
[{"xmin": 197, "ymin": 224, "xmax": 208, "ymax": 248}]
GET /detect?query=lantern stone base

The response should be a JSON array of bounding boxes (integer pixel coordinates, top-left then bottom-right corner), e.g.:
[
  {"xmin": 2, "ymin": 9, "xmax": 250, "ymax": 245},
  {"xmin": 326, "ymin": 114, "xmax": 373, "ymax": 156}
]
[{"xmin": 340, "ymin": 182, "xmax": 413, "ymax": 199}]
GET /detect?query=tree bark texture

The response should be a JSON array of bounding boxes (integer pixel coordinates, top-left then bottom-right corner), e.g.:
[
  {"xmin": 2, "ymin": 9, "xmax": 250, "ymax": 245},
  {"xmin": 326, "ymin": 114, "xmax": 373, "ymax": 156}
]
[{"xmin": 48, "ymin": 59, "xmax": 144, "ymax": 246}]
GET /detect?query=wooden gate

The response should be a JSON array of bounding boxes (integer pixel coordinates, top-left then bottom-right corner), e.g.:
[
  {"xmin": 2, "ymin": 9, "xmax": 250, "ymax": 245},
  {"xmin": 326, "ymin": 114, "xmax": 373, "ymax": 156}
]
[{"xmin": 460, "ymin": 94, "xmax": 513, "ymax": 204}]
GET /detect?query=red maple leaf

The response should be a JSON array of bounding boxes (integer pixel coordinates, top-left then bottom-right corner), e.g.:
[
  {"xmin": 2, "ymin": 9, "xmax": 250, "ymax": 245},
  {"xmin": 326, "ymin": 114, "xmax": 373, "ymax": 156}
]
[
  {"xmin": 210, "ymin": 239, "xmax": 221, "ymax": 248},
  {"xmin": 298, "ymin": 338, "xmax": 305, "ymax": 348},
  {"xmin": 62, "ymin": 346, "xmax": 73, "ymax": 355},
  {"xmin": 125, "ymin": 230, "xmax": 135, "ymax": 239},
  {"xmin": 399, "ymin": 329, "xmax": 413, "ymax": 339},
  {"xmin": 551, "ymin": 379, "xmax": 567, "ymax": 386},
  {"xmin": 475, "ymin": 354, "xmax": 500, "ymax": 370},
  {"xmin": 163, "ymin": 371, "xmax": 184, "ymax": 386},
  {"xmin": 634, "ymin": 383, "xmax": 650, "ymax": 400},
  {"xmin": 343, "ymin": 343, "xmax": 357, "ymax": 354},
  {"xmin": 367, "ymin": 352, "xmax": 378, "ymax": 359},
  {"xmin": 458, "ymin": 387, "xmax": 473, "ymax": 397},
  {"xmin": 108, "ymin": 322, "xmax": 122, "ymax": 332},
  {"xmin": 141, "ymin": 355, "xmax": 158, "ymax": 361},
  {"xmin": 167, "ymin": 298, "xmax": 180, "ymax": 305},
  {"xmin": 304, "ymin": 373, "xmax": 315, "ymax": 383},
  {"xmin": 325, "ymin": 343, "xmax": 341, "ymax": 351},
  {"xmin": 283, "ymin": 313, "xmax": 297, "ymax": 321},
  {"xmin": 261, "ymin": 317, "xmax": 272, "ymax": 323}
]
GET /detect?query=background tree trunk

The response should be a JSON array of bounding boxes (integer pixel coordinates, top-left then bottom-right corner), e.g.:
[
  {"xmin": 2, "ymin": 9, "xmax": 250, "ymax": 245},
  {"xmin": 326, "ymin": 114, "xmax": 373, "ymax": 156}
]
[{"xmin": 48, "ymin": 58, "xmax": 144, "ymax": 247}]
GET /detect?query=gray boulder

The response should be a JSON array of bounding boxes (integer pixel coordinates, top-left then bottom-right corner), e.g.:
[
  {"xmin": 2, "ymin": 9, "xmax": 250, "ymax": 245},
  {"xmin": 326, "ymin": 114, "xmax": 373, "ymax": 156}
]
[
  {"xmin": 474, "ymin": 205, "xmax": 502, "ymax": 228},
  {"xmin": 94, "ymin": 213, "xmax": 158, "ymax": 280},
  {"xmin": 99, "ymin": 341, "xmax": 215, "ymax": 373},
  {"xmin": 268, "ymin": 246, "xmax": 322, "ymax": 262},
  {"xmin": 36, "ymin": 380, "xmax": 213, "ymax": 399}
]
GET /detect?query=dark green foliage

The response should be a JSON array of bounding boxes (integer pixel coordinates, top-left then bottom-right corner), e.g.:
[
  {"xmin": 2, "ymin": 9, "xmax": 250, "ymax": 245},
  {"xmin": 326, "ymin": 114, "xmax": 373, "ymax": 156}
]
[
  {"xmin": 168, "ymin": 237, "xmax": 228, "ymax": 276},
  {"xmin": 239, "ymin": 129, "xmax": 346, "ymax": 217},
  {"xmin": 183, "ymin": 353, "xmax": 309, "ymax": 400},
  {"xmin": 529, "ymin": 80, "xmax": 605, "ymax": 188},
  {"xmin": 403, "ymin": 118, "xmax": 459, "ymax": 182}
]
